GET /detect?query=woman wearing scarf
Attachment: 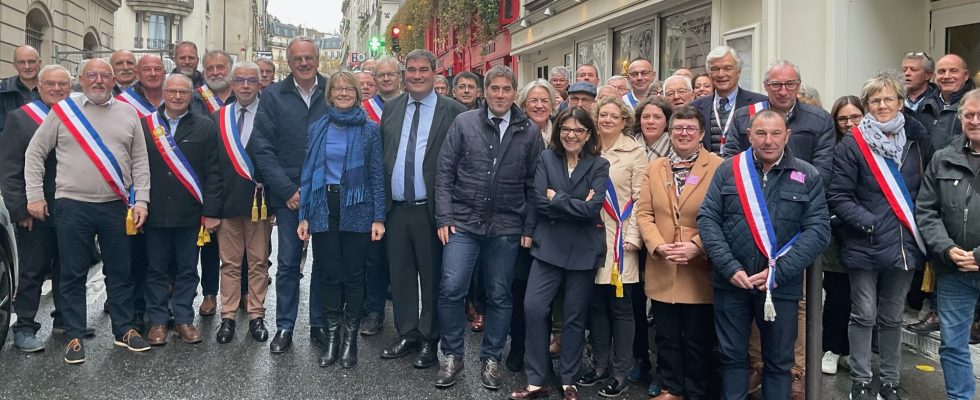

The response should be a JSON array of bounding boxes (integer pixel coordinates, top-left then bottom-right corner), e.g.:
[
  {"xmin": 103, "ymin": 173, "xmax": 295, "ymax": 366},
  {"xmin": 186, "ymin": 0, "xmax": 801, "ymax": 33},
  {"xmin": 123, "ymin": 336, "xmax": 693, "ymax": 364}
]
[
  {"xmin": 636, "ymin": 105, "xmax": 722, "ymax": 400},
  {"xmin": 828, "ymin": 73, "xmax": 933, "ymax": 400},
  {"xmin": 632, "ymin": 96, "xmax": 673, "ymax": 161},
  {"xmin": 297, "ymin": 71, "xmax": 386, "ymax": 369}
]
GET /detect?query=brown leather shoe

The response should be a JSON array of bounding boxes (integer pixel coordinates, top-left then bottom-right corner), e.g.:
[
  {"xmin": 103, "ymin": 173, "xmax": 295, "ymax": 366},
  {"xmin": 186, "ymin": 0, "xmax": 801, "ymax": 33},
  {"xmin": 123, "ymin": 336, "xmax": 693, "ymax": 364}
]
[
  {"xmin": 970, "ymin": 320, "xmax": 980, "ymax": 345},
  {"xmin": 508, "ymin": 386, "xmax": 550, "ymax": 399},
  {"xmin": 548, "ymin": 333, "xmax": 561, "ymax": 358},
  {"xmin": 465, "ymin": 301, "xmax": 478, "ymax": 322},
  {"xmin": 147, "ymin": 325, "xmax": 168, "ymax": 346},
  {"xmin": 652, "ymin": 391, "xmax": 684, "ymax": 400},
  {"xmin": 174, "ymin": 324, "xmax": 203, "ymax": 344},
  {"xmin": 562, "ymin": 386, "xmax": 579, "ymax": 400},
  {"xmin": 791, "ymin": 371, "xmax": 805, "ymax": 400},
  {"xmin": 470, "ymin": 314, "xmax": 485, "ymax": 332},
  {"xmin": 199, "ymin": 295, "xmax": 217, "ymax": 316},
  {"xmin": 747, "ymin": 365, "xmax": 762, "ymax": 394}
]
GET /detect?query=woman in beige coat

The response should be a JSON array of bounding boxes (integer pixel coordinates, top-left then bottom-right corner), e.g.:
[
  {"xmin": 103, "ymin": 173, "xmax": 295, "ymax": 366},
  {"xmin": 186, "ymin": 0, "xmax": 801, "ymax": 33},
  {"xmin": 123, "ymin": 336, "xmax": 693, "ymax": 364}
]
[
  {"xmin": 576, "ymin": 96, "xmax": 647, "ymax": 398},
  {"xmin": 636, "ymin": 105, "xmax": 722, "ymax": 400}
]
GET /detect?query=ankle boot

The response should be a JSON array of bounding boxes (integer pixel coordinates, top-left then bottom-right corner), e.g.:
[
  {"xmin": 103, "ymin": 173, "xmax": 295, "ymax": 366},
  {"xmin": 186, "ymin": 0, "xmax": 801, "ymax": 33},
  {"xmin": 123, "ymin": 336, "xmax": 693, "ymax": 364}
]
[
  {"xmin": 340, "ymin": 318, "xmax": 360, "ymax": 368},
  {"xmin": 318, "ymin": 317, "xmax": 342, "ymax": 367}
]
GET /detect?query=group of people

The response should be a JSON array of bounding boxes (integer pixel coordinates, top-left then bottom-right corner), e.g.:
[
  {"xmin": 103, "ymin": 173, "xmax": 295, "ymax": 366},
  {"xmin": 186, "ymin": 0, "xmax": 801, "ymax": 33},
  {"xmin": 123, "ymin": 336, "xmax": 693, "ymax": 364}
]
[{"xmin": 1, "ymin": 35, "xmax": 979, "ymax": 400}]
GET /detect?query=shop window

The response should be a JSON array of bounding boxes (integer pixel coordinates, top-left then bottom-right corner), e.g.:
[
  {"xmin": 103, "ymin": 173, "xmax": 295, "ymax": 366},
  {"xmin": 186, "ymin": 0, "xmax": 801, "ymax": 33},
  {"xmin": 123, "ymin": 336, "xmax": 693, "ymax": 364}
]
[
  {"xmin": 614, "ymin": 20, "xmax": 656, "ymax": 77},
  {"xmin": 576, "ymin": 36, "xmax": 607, "ymax": 81},
  {"xmin": 660, "ymin": 4, "xmax": 711, "ymax": 77}
]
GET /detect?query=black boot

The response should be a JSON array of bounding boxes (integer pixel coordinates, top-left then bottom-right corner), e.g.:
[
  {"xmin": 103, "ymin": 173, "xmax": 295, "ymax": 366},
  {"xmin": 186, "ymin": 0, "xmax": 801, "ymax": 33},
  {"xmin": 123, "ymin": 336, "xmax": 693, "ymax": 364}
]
[
  {"xmin": 317, "ymin": 317, "xmax": 342, "ymax": 367},
  {"xmin": 340, "ymin": 318, "xmax": 359, "ymax": 368}
]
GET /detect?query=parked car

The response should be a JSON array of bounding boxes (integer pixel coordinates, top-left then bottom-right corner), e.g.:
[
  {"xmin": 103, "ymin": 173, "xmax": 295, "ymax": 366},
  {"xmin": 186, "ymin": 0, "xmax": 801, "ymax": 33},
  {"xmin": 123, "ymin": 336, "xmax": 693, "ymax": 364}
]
[{"xmin": 0, "ymin": 193, "xmax": 20, "ymax": 350}]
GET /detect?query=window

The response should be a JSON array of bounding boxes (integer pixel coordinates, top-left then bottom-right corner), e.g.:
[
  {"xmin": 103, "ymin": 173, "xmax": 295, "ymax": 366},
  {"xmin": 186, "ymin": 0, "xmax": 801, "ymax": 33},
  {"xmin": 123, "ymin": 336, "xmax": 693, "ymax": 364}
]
[
  {"xmin": 576, "ymin": 36, "xmax": 607, "ymax": 81},
  {"xmin": 147, "ymin": 14, "xmax": 170, "ymax": 49},
  {"xmin": 25, "ymin": 10, "xmax": 47, "ymax": 55},
  {"xmin": 659, "ymin": 5, "xmax": 711, "ymax": 76},
  {"xmin": 614, "ymin": 21, "xmax": 655, "ymax": 77}
]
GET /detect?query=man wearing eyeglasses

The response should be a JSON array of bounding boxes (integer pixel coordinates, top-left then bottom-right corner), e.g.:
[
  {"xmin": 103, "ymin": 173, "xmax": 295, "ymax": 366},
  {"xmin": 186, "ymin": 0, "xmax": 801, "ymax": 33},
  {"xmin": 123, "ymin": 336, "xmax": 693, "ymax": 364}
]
[
  {"xmin": 252, "ymin": 36, "xmax": 329, "ymax": 354},
  {"xmin": 662, "ymin": 75, "xmax": 694, "ymax": 109},
  {"xmin": 24, "ymin": 58, "xmax": 152, "ymax": 363},
  {"xmin": 549, "ymin": 66, "xmax": 570, "ymax": 101},
  {"xmin": 902, "ymin": 52, "xmax": 937, "ymax": 114},
  {"xmin": 623, "ymin": 58, "xmax": 655, "ymax": 109},
  {"xmin": 1, "ymin": 45, "xmax": 42, "ymax": 136},
  {"xmin": 915, "ymin": 54, "xmax": 975, "ymax": 152},
  {"xmin": 140, "ymin": 73, "xmax": 221, "ymax": 347},
  {"xmin": 690, "ymin": 46, "xmax": 767, "ymax": 154},
  {"xmin": 375, "ymin": 57, "xmax": 402, "ymax": 101},
  {"xmin": 453, "ymin": 71, "xmax": 483, "ymax": 110},
  {"xmin": 0, "ymin": 64, "xmax": 72, "ymax": 353}
]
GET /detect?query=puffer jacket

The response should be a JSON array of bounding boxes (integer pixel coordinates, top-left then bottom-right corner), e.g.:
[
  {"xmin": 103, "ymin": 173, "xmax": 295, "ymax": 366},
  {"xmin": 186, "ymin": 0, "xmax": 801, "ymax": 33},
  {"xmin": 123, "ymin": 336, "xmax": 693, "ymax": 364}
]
[
  {"xmin": 916, "ymin": 80, "xmax": 976, "ymax": 151},
  {"xmin": 828, "ymin": 115, "xmax": 933, "ymax": 271},
  {"xmin": 697, "ymin": 148, "xmax": 830, "ymax": 300},
  {"xmin": 916, "ymin": 136, "xmax": 980, "ymax": 275}
]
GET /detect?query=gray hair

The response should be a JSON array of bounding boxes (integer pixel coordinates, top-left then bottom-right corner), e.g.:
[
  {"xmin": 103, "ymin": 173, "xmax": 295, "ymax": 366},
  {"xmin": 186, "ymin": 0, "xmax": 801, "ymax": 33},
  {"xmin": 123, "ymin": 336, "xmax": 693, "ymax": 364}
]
[
  {"xmin": 957, "ymin": 88, "xmax": 980, "ymax": 119},
  {"xmin": 550, "ymin": 66, "xmax": 569, "ymax": 79},
  {"xmin": 903, "ymin": 52, "xmax": 935, "ymax": 74},
  {"xmin": 404, "ymin": 49, "xmax": 436, "ymax": 70},
  {"xmin": 164, "ymin": 73, "xmax": 193, "ymax": 88},
  {"xmin": 255, "ymin": 57, "xmax": 274, "ymax": 69},
  {"xmin": 662, "ymin": 75, "xmax": 692, "ymax": 91},
  {"xmin": 203, "ymin": 50, "xmax": 232, "ymax": 68},
  {"xmin": 174, "ymin": 41, "xmax": 199, "ymax": 54},
  {"xmin": 798, "ymin": 83, "xmax": 822, "ymax": 106},
  {"xmin": 860, "ymin": 71, "xmax": 907, "ymax": 107},
  {"xmin": 286, "ymin": 36, "xmax": 317, "ymax": 56},
  {"xmin": 764, "ymin": 60, "xmax": 802, "ymax": 83},
  {"xmin": 230, "ymin": 60, "xmax": 260, "ymax": 77},
  {"xmin": 38, "ymin": 64, "xmax": 70, "ymax": 82},
  {"xmin": 606, "ymin": 75, "xmax": 630, "ymax": 86},
  {"xmin": 375, "ymin": 56, "xmax": 401, "ymax": 73},
  {"xmin": 484, "ymin": 65, "xmax": 517, "ymax": 91},
  {"xmin": 435, "ymin": 75, "xmax": 449, "ymax": 86},
  {"xmin": 706, "ymin": 45, "xmax": 743, "ymax": 71},
  {"xmin": 518, "ymin": 79, "xmax": 557, "ymax": 113}
]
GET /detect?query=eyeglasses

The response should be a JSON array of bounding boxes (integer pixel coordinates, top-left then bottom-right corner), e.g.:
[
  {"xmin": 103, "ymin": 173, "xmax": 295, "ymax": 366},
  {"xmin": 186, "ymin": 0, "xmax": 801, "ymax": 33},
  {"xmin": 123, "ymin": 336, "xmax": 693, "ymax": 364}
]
[
  {"xmin": 835, "ymin": 114, "xmax": 863, "ymax": 124},
  {"xmin": 868, "ymin": 96, "xmax": 899, "ymax": 106},
  {"xmin": 559, "ymin": 126, "xmax": 588, "ymax": 135},
  {"xmin": 41, "ymin": 81, "xmax": 70, "ymax": 89},
  {"xmin": 765, "ymin": 80, "xmax": 800, "ymax": 91},
  {"xmin": 83, "ymin": 72, "xmax": 113, "ymax": 81},
  {"xmin": 597, "ymin": 112, "xmax": 622, "ymax": 120},
  {"xmin": 331, "ymin": 86, "xmax": 358, "ymax": 94},
  {"xmin": 15, "ymin": 59, "xmax": 40, "ymax": 67},
  {"xmin": 628, "ymin": 71, "xmax": 653, "ymax": 78},
  {"xmin": 233, "ymin": 77, "xmax": 260, "ymax": 85},
  {"xmin": 664, "ymin": 89, "xmax": 690, "ymax": 97},
  {"xmin": 671, "ymin": 126, "xmax": 700, "ymax": 135},
  {"xmin": 905, "ymin": 52, "xmax": 933, "ymax": 62},
  {"xmin": 163, "ymin": 89, "xmax": 192, "ymax": 97},
  {"xmin": 961, "ymin": 112, "xmax": 980, "ymax": 122}
]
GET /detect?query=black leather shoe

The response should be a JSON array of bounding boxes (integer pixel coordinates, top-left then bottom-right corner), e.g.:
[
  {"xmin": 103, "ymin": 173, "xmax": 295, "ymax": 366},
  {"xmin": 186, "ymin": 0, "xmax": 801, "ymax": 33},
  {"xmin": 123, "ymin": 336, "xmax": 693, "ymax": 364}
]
[
  {"xmin": 318, "ymin": 320, "xmax": 342, "ymax": 367},
  {"xmin": 381, "ymin": 338, "xmax": 420, "ymax": 359},
  {"xmin": 249, "ymin": 318, "xmax": 269, "ymax": 342},
  {"xmin": 270, "ymin": 330, "xmax": 292, "ymax": 353},
  {"xmin": 505, "ymin": 350, "xmax": 524, "ymax": 372},
  {"xmin": 480, "ymin": 359, "xmax": 502, "ymax": 390},
  {"xmin": 597, "ymin": 377, "xmax": 628, "ymax": 398},
  {"xmin": 310, "ymin": 327, "xmax": 329, "ymax": 348},
  {"xmin": 412, "ymin": 341, "xmax": 438, "ymax": 369},
  {"xmin": 908, "ymin": 310, "xmax": 940, "ymax": 334},
  {"xmin": 359, "ymin": 311, "xmax": 383, "ymax": 336},
  {"xmin": 340, "ymin": 319, "xmax": 359, "ymax": 368},
  {"xmin": 575, "ymin": 369, "xmax": 608, "ymax": 387},
  {"xmin": 434, "ymin": 355, "xmax": 464, "ymax": 388},
  {"xmin": 216, "ymin": 319, "xmax": 236, "ymax": 344}
]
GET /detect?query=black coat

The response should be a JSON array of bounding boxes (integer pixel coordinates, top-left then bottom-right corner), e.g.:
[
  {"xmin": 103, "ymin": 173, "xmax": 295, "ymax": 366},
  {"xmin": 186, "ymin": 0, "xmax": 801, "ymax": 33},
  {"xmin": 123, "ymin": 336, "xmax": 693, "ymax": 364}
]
[
  {"xmin": 829, "ymin": 115, "xmax": 933, "ymax": 271},
  {"xmin": 435, "ymin": 103, "xmax": 544, "ymax": 237},
  {"xmin": 0, "ymin": 105, "xmax": 56, "ymax": 223},
  {"xmin": 0, "ymin": 76, "xmax": 39, "ymax": 136},
  {"xmin": 210, "ymin": 103, "xmax": 265, "ymax": 219},
  {"xmin": 915, "ymin": 80, "xmax": 976, "ymax": 151},
  {"xmin": 252, "ymin": 73, "xmax": 328, "ymax": 208},
  {"xmin": 530, "ymin": 149, "xmax": 610, "ymax": 270},
  {"xmin": 690, "ymin": 86, "xmax": 767, "ymax": 152},
  {"xmin": 142, "ymin": 111, "xmax": 222, "ymax": 228}
]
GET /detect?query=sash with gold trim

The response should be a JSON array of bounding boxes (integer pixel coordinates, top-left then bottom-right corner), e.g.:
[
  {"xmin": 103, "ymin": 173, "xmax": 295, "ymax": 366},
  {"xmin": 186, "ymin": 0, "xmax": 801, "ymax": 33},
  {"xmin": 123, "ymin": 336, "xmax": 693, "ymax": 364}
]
[{"xmin": 197, "ymin": 85, "xmax": 224, "ymax": 113}]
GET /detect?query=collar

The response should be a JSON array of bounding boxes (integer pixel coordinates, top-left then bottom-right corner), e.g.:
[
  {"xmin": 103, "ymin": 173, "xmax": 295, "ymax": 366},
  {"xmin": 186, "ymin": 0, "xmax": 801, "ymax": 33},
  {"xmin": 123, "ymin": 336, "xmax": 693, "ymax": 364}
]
[
  {"xmin": 82, "ymin": 95, "xmax": 115, "ymax": 107},
  {"xmin": 717, "ymin": 87, "xmax": 739, "ymax": 106},
  {"xmin": 488, "ymin": 108, "xmax": 511, "ymax": 124},
  {"xmin": 294, "ymin": 76, "xmax": 318, "ymax": 94},
  {"xmin": 751, "ymin": 147, "xmax": 790, "ymax": 172},
  {"xmin": 236, "ymin": 98, "xmax": 259, "ymax": 113},
  {"xmin": 162, "ymin": 108, "xmax": 188, "ymax": 122},
  {"xmin": 408, "ymin": 90, "xmax": 438, "ymax": 108},
  {"xmin": 963, "ymin": 137, "xmax": 980, "ymax": 156}
]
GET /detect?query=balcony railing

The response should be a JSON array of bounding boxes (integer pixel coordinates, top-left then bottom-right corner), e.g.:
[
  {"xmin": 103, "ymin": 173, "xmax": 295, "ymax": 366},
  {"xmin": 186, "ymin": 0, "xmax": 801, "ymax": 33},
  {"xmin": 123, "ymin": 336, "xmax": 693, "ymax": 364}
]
[
  {"xmin": 146, "ymin": 38, "xmax": 169, "ymax": 49},
  {"xmin": 127, "ymin": 0, "xmax": 194, "ymax": 16}
]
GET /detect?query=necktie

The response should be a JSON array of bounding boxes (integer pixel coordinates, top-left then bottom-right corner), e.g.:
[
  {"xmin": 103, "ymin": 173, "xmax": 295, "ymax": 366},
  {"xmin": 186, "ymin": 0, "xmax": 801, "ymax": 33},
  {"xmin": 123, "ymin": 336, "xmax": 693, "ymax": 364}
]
[
  {"xmin": 237, "ymin": 107, "xmax": 247, "ymax": 135},
  {"xmin": 491, "ymin": 117, "xmax": 503, "ymax": 166},
  {"xmin": 719, "ymin": 97, "xmax": 730, "ymax": 113},
  {"xmin": 404, "ymin": 101, "xmax": 422, "ymax": 202}
]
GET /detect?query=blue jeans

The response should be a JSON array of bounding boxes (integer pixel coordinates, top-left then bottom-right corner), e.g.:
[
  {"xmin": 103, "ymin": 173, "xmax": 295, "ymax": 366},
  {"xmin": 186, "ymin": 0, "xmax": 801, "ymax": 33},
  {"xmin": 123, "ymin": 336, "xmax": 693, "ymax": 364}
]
[
  {"xmin": 274, "ymin": 207, "xmax": 323, "ymax": 330},
  {"xmin": 937, "ymin": 273, "xmax": 980, "ymax": 400},
  {"xmin": 438, "ymin": 232, "xmax": 519, "ymax": 361}
]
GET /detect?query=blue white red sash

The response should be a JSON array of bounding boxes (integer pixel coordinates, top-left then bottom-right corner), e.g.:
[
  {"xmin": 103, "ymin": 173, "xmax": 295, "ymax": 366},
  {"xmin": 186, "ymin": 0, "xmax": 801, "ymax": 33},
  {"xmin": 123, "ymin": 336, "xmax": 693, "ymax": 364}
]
[
  {"xmin": 116, "ymin": 87, "xmax": 156, "ymax": 117},
  {"xmin": 197, "ymin": 85, "xmax": 223, "ymax": 113},
  {"xmin": 218, "ymin": 103, "xmax": 255, "ymax": 182},
  {"xmin": 732, "ymin": 149, "xmax": 801, "ymax": 321},
  {"xmin": 146, "ymin": 112, "xmax": 203, "ymax": 204},
  {"xmin": 52, "ymin": 99, "xmax": 129, "ymax": 201},
  {"xmin": 850, "ymin": 126, "xmax": 927, "ymax": 254},
  {"xmin": 363, "ymin": 95, "xmax": 384, "ymax": 124},
  {"xmin": 602, "ymin": 179, "xmax": 635, "ymax": 298},
  {"xmin": 747, "ymin": 101, "xmax": 769, "ymax": 117},
  {"xmin": 622, "ymin": 92, "xmax": 638, "ymax": 108},
  {"xmin": 21, "ymin": 100, "xmax": 49, "ymax": 124}
]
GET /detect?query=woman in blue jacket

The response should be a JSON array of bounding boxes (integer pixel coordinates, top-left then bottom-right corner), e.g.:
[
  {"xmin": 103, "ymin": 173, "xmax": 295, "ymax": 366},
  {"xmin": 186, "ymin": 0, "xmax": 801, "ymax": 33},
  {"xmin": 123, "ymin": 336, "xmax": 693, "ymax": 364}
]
[{"xmin": 298, "ymin": 71, "xmax": 386, "ymax": 369}]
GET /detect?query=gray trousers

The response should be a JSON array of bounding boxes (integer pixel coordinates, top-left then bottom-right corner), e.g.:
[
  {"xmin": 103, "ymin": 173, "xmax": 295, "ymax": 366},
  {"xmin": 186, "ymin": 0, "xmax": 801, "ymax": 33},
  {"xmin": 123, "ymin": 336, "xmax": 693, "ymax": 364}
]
[{"xmin": 847, "ymin": 268, "xmax": 914, "ymax": 385}]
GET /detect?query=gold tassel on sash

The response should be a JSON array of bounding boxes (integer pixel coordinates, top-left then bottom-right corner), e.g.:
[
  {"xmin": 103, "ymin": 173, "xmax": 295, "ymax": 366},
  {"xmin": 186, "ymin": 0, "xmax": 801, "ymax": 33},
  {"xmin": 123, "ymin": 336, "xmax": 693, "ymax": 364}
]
[
  {"xmin": 251, "ymin": 194, "xmax": 259, "ymax": 222},
  {"xmin": 921, "ymin": 262, "xmax": 936, "ymax": 293},
  {"xmin": 260, "ymin": 189, "xmax": 268, "ymax": 220},
  {"xmin": 125, "ymin": 207, "xmax": 137, "ymax": 235},
  {"xmin": 251, "ymin": 187, "xmax": 268, "ymax": 222},
  {"xmin": 611, "ymin": 268, "xmax": 624, "ymax": 298},
  {"xmin": 197, "ymin": 217, "xmax": 211, "ymax": 247}
]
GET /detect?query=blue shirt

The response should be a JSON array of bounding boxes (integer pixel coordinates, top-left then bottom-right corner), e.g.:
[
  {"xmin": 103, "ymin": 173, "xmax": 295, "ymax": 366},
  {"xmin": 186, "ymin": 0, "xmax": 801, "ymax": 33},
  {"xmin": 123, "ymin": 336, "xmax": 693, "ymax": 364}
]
[
  {"xmin": 391, "ymin": 90, "xmax": 437, "ymax": 201},
  {"xmin": 325, "ymin": 123, "xmax": 347, "ymax": 184}
]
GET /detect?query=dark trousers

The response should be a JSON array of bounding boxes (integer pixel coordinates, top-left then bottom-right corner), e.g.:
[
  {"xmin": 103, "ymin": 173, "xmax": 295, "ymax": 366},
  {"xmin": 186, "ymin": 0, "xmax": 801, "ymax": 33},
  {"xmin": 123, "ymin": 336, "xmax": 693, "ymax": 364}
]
[
  {"xmin": 386, "ymin": 204, "xmax": 441, "ymax": 342},
  {"xmin": 145, "ymin": 227, "xmax": 200, "ymax": 325},
  {"xmin": 590, "ymin": 283, "xmax": 636, "ymax": 379},
  {"xmin": 12, "ymin": 221, "xmax": 61, "ymax": 334},
  {"xmin": 275, "ymin": 207, "xmax": 323, "ymax": 330},
  {"xmin": 468, "ymin": 262, "xmax": 487, "ymax": 314},
  {"xmin": 524, "ymin": 259, "xmax": 593, "ymax": 385},
  {"xmin": 632, "ymin": 257, "xmax": 650, "ymax": 361},
  {"xmin": 130, "ymin": 233, "xmax": 148, "ymax": 316},
  {"xmin": 199, "ymin": 239, "xmax": 219, "ymax": 296},
  {"xmin": 362, "ymin": 238, "xmax": 388, "ymax": 315},
  {"xmin": 312, "ymin": 192, "xmax": 369, "ymax": 321},
  {"xmin": 822, "ymin": 271, "xmax": 851, "ymax": 355},
  {"xmin": 650, "ymin": 300, "xmax": 717, "ymax": 399},
  {"xmin": 55, "ymin": 199, "xmax": 134, "ymax": 339},
  {"xmin": 714, "ymin": 288, "xmax": 799, "ymax": 400},
  {"xmin": 508, "ymin": 247, "xmax": 533, "ymax": 362}
]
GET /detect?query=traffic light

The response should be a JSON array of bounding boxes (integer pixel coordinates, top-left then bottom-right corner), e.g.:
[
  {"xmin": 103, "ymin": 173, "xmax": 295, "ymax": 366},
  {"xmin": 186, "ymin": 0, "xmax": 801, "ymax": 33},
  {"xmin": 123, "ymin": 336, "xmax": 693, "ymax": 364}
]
[
  {"xmin": 391, "ymin": 26, "xmax": 401, "ymax": 39},
  {"xmin": 390, "ymin": 26, "xmax": 401, "ymax": 54}
]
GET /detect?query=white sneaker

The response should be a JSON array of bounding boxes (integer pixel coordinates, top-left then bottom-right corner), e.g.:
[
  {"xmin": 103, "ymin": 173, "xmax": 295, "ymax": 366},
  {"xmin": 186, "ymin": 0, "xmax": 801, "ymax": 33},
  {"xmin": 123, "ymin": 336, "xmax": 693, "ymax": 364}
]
[{"xmin": 822, "ymin": 351, "xmax": 840, "ymax": 374}]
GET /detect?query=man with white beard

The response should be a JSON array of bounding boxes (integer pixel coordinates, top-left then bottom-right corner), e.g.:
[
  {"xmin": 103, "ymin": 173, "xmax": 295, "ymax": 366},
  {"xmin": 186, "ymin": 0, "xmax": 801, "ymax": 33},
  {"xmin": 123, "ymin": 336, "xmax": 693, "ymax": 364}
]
[{"xmin": 191, "ymin": 50, "xmax": 235, "ymax": 115}]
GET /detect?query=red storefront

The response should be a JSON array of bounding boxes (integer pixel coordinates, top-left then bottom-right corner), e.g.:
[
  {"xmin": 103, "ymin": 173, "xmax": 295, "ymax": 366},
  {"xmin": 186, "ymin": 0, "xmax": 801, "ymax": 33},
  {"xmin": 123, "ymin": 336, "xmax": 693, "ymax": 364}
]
[{"xmin": 431, "ymin": 0, "xmax": 520, "ymax": 79}]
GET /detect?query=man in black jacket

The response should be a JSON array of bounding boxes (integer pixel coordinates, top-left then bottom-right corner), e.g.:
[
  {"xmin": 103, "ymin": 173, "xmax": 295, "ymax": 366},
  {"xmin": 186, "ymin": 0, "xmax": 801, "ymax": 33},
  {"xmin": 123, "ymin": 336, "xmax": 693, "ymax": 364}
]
[
  {"xmin": 916, "ymin": 54, "xmax": 975, "ymax": 151},
  {"xmin": 0, "ymin": 45, "xmax": 42, "ymax": 136},
  {"xmin": 433, "ymin": 65, "xmax": 543, "ymax": 389},
  {"xmin": 141, "ymin": 74, "xmax": 222, "ymax": 346},
  {"xmin": 691, "ymin": 46, "xmax": 767, "ymax": 154},
  {"xmin": 0, "ymin": 64, "xmax": 71, "ymax": 352},
  {"xmin": 698, "ymin": 109, "xmax": 829, "ymax": 400},
  {"xmin": 252, "ymin": 36, "xmax": 328, "ymax": 353}
]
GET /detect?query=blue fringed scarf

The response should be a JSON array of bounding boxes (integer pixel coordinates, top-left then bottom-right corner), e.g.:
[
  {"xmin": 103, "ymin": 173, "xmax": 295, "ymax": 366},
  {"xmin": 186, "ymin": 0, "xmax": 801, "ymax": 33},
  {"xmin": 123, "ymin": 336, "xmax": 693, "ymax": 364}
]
[{"xmin": 300, "ymin": 105, "xmax": 367, "ymax": 232}]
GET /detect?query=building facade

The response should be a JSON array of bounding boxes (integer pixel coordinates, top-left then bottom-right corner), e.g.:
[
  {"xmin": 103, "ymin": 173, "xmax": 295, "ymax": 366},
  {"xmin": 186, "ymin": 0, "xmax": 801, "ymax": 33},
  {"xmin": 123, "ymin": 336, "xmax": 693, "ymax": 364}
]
[
  {"xmin": 0, "ymin": 0, "xmax": 122, "ymax": 77},
  {"xmin": 341, "ymin": 0, "xmax": 404, "ymax": 68},
  {"xmin": 431, "ymin": 0, "xmax": 521, "ymax": 78},
  {"xmin": 265, "ymin": 17, "xmax": 343, "ymax": 80}
]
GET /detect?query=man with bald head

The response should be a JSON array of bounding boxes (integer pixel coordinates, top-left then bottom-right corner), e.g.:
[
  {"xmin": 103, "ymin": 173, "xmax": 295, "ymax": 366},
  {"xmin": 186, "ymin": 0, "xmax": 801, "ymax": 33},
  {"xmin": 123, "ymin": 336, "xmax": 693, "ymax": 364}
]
[
  {"xmin": 110, "ymin": 50, "xmax": 137, "ymax": 95},
  {"xmin": 115, "ymin": 54, "xmax": 165, "ymax": 118},
  {"xmin": 1, "ymin": 64, "xmax": 73, "ymax": 352},
  {"xmin": 916, "ymin": 54, "xmax": 976, "ymax": 151},
  {"xmin": 623, "ymin": 58, "xmax": 655, "ymax": 108},
  {"xmin": 24, "ymin": 58, "xmax": 153, "ymax": 363},
  {"xmin": 1, "ymin": 45, "xmax": 43, "ymax": 135}
]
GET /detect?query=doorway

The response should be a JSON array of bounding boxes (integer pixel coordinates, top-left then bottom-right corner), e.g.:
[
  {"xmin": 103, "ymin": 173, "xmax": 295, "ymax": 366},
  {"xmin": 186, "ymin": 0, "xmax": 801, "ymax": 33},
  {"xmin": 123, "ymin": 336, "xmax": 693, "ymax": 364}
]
[{"xmin": 931, "ymin": 2, "xmax": 980, "ymax": 86}]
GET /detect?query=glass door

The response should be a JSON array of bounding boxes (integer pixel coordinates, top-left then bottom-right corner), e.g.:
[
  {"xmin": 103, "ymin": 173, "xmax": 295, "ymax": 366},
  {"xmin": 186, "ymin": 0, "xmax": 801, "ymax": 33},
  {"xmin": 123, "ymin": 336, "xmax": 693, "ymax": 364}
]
[{"xmin": 931, "ymin": 2, "xmax": 980, "ymax": 87}]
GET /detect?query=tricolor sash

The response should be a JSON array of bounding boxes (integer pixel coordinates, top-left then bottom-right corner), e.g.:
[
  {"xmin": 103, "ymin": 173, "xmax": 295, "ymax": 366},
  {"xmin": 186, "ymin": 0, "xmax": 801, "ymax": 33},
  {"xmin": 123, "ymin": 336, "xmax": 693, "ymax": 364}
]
[
  {"xmin": 21, "ymin": 100, "xmax": 49, "ymax": 124},
  {"xmin": 218, "ymin": 103, "xmax": 255, "ymax": 181},
  {"xmin": 363, "ymin": 95, "xmax": 384, "ymax": 123},
  {"xmin": 197, "ymin": 85, "xmax": 224, "ymax": 113},
  {"xmin": 850, "ymin": 126, "xmax": 927, "ymax": 254},
  {"xmin": 747, "ymin": 101, "xmax": 769, "ymax": 117},
  {"xmin": 732, "ymin": 149, "xmax": 801, "ymax": 321},
  {"xmin": 602, "ymin": 179, "xmax": 635, "ymax": 298},
  {"xmin": 622, "ymin": 92, "xmax": 638, "ymax": 109},
  {"xmin": 52, "ymin": 99, "xmax": 129, "ymax": 202},
  {"xmin": 116, "ymin": 87, "xmax": 156, "ymax": 117},
  {"xmin": 146, "ymin": 112, "xmax": 203, "ymax": 204}
]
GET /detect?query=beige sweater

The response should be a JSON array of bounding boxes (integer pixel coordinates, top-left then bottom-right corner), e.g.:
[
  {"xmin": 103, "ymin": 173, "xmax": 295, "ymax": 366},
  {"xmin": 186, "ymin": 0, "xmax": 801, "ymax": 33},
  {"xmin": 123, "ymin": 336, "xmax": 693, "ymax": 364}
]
[{"xmin": 24, "ymin": 96, "xmax": 150, "ymax": 207}]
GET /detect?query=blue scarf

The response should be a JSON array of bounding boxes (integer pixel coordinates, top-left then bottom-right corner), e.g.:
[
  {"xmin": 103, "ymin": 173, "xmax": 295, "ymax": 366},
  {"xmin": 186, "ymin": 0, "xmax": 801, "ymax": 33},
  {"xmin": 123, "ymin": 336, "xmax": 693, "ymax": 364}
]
[{"xmin": 300, "ymin": 105, "xmax": 367, "ymax": 232}]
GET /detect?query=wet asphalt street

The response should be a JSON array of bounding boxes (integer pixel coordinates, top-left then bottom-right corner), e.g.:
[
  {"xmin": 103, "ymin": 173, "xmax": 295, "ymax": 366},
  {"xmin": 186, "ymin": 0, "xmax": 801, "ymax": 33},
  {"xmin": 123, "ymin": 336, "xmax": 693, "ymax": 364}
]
[{"xmin": 0, "ymin": 231, "xmax": 953, "ymax": 399}]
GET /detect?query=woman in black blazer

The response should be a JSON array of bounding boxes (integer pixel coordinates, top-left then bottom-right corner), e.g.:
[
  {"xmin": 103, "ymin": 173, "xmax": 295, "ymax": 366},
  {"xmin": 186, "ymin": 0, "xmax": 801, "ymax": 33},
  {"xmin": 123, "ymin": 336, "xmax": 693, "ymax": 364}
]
[{"xmin": 509, "ymin": 107, "xmax": 610, "ymax": 400}]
